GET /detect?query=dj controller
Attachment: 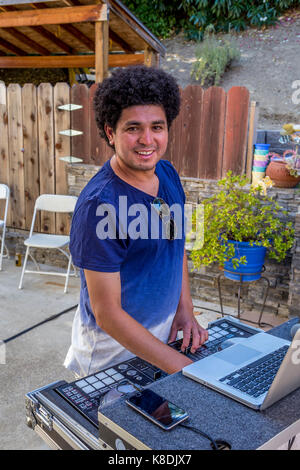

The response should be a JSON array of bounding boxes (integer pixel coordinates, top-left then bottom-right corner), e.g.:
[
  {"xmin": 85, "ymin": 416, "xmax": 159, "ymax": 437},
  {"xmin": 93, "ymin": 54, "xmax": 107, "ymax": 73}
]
[{"xmin": 54, "ymin": 316, "xmax": 261, "ymax": 429}]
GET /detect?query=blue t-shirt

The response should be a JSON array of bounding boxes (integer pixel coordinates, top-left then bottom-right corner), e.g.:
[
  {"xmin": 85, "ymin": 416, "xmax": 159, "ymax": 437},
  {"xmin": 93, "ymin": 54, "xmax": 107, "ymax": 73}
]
[{"xmin": 64, "ymin": 158, "xmax": 186, "ymax": 377}]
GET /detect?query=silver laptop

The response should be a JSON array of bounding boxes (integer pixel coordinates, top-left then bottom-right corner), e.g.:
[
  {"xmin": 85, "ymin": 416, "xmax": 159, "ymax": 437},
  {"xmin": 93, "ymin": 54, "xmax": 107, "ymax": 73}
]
[{"xmin": 182, "ymin": 328, "xmax": 300, "ymax": 410}]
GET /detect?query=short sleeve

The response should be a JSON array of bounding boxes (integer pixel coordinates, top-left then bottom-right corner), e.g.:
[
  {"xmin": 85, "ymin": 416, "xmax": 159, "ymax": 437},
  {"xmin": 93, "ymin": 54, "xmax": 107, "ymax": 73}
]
[
  {"xmin": 160, "ymin": 160, "xmax": 186, "ymax": 204},
  {"xmin": 69, "ymin": 196, "xmax": 128, "ymax": 272}
]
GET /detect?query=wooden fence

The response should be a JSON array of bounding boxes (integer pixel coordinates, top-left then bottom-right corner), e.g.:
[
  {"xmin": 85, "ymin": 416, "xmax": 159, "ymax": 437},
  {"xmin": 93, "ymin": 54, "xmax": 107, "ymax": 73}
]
[{"xmin": 0, "ymin": 82, "xmax": 250, "ymax": 234}]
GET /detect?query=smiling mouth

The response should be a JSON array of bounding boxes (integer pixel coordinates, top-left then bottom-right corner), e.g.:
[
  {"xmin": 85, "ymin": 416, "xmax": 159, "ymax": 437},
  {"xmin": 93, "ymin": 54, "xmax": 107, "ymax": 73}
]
[
  {"xmin": 134, "ymin": 150, "xmax": 156, "ymax": 160},
  {"xmin": 135, "ymin": 150, "xmax": 155, "ymax": 156}
]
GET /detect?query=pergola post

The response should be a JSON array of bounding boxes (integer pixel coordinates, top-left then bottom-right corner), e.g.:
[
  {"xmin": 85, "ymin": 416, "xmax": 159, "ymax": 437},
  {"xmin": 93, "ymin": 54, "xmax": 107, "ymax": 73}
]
[
  {"xmin": 144, "ymin": 46, "xmax": 159, "ymax": 67},
  {"xmin": 95, "ymin": 19, "xmax": 109, "ymax": 83}
]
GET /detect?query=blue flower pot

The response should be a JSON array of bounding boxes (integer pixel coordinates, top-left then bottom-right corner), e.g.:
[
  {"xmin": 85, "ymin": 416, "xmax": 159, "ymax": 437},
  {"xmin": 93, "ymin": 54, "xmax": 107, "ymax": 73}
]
[
  {"xmin": 255, "ymin": 144, "xmax": 270, "ymax": 151},
  {"xmin": 224, "ymin": 241, "xmax": 267, "ymax": 282}
]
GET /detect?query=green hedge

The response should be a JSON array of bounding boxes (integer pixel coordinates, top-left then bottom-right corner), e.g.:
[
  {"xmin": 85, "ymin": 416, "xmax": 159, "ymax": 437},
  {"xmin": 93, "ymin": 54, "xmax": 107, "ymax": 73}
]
[{"xmin": 122, "ymin": 0, "xmax": 299, "ymax": 39}]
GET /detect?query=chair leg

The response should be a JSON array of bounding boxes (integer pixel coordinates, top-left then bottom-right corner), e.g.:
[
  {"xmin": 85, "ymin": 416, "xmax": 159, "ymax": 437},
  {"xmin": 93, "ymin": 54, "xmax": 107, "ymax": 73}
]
[
  {"xmin": 0, "ymin": 229, "xmax": 6, "ymax": 271},
  {"xmin": 28, "ymin": 251, "xmax": 40, "ymax": 271},
  {"xmin": 19, "ymin": 246, "xmax": 30, "ymax": 289},
  {"xmin": 64, "ymin": 254, "xmax": 72, "ymax": 294},
  {"xmin": 0, "ymin": 237, "xmax": 4, "ymax": 272}
]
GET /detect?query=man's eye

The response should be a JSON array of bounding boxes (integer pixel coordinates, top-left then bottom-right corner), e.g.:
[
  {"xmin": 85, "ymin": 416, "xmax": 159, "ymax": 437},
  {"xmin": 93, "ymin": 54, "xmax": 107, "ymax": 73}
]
[
  {"xmin": 127, "ymin": 127, "xmax": 138, "ymax": 132},
  {"xmin": 153, "ymin": 125, "xmax": 163, "ymax": 131}
]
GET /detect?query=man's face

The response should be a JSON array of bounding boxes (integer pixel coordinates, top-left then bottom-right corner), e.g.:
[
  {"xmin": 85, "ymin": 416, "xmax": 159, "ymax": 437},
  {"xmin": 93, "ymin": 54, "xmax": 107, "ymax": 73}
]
[{"xmin": 105, "ymin": 104, "xmax": 168, "ymax": 172}]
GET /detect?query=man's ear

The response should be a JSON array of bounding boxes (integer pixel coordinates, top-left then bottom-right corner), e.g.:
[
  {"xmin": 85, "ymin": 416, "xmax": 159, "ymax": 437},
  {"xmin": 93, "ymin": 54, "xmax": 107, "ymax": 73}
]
[{"xmin": 104, "ymin": 124, "xmax": 114, "ymax": 146}]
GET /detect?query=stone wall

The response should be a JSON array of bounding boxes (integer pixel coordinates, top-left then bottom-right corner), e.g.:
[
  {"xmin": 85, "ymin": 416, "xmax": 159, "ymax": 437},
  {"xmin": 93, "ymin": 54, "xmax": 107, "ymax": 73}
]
[{"xmin": 65, "ymin": 164, "xmax": 300, "ymax": 319}]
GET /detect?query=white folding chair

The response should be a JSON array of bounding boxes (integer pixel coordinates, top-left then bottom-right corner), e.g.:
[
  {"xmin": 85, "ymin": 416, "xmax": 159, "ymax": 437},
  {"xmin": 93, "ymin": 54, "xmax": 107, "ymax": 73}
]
[
  {"xmin": 0, "ymin": 184, "xmax": 10, "ymax": 271},
  {"xmin": 18, "ymin": 194, "xmax": 78, "ymax": 293}
]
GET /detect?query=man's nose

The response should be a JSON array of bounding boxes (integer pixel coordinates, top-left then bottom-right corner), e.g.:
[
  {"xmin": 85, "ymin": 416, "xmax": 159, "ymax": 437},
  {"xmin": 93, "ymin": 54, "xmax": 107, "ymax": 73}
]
[{"xmin": 138, "ymin": 128, "xmax": 154, "ymax": 146}]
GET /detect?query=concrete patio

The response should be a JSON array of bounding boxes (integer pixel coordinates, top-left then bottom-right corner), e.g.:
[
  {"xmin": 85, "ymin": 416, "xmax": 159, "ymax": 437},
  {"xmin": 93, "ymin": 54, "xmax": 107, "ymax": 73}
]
[
  {"xmin": 0, "ymin": 256, "xmax": 298, "ymax": 450},
  {"xmin": 0, "ymin": 257, "xmax": 80, "ymax": 450}
]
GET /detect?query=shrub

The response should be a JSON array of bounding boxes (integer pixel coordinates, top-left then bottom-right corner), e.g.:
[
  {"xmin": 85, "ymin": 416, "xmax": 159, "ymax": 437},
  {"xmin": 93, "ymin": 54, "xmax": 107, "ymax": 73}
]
[
  {"xmin": 122, "ymin": 0, "xmax": 299, "ymax": 39},
  {"xmin": 191, "ymin": 32, "xmax": 240, "ymax": 85},
  {"xmin": 180, "ymin": 0, "xmax": 299, "ymax": 39},
  {"xmin": 121, "ymin": 0, "xmax": 178, "ymax": 38}
]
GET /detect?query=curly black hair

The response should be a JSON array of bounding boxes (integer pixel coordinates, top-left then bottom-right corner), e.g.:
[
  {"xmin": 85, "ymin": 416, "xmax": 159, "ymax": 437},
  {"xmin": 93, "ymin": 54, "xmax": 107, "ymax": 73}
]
[{"xmin": 93, "ymin": 65, "xmax": 181, "ymax": 147}]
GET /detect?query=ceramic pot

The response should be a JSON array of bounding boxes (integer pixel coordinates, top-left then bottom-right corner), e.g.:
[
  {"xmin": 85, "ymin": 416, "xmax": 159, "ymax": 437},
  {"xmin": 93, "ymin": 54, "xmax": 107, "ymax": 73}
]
[
  {"xmin": 266, "ymin": 161, "xmax": 300, "ymax": 188},
  {"xmin": 224, "ymin": 241, "xmax": 266, "ymax": 282}
]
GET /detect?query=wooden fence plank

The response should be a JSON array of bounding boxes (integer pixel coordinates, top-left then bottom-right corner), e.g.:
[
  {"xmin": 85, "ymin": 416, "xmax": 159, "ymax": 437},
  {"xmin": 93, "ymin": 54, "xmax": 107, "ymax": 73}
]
[
  {"xmin": 222, "ymin": 86, "xmax": 250, "ymax": 177},
  {"xmin": 54, "ymin": 82, "xmax": 70, "ymax": 235},
  {"xmin": 198, "ymin": 86, "xmax": 226, "ymax": 179},
  {"xmin": 180, "ymin": 85, "xmax": 204, "ymax": 177},
  {"xmin": 0, "ymin": 81, "xmax": 10, "ymax": 225},
  {"xmin": 89, "ymin": 83, "xmax": 113, "ymax": 166},
  {"xmin": 166, "ymin": 88, "xmax": 184, "ymax": 173},
  {"xmin": 7, "ymin": 83, "xmax": 25, "ymax": 229},
  {"xmin": 37, "ymin": 82, "xmax": 55, "ymax": 233},
  {"xmin": 22, "ymin": 83, "xmax": 40, "ymax": 231},
  {"xmin": 88, "ymin": 83, "xmax": 97, "ymax": 165},
  {"xmin": 246, "ymin": 101, "xmax": 259, "ymax": 180},
  {"xmin": 70, "ymin": 84, "xmax": 90, "ymax": 162}
]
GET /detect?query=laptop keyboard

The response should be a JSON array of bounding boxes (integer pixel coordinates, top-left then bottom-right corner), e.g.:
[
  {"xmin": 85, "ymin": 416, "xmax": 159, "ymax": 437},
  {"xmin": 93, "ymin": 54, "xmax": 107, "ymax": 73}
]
[
  {"xmin": 169, "ymin": 322, "xmax": 254, "ymax": 360},
  {"xmin": 219, "ymin": 345, "xmax": 289, "ymax": 398}
]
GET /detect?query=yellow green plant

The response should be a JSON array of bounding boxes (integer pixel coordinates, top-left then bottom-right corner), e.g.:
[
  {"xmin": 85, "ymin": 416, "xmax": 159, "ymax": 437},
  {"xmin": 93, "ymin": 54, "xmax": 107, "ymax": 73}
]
[{"xmin": 190, "ymin": 172, "xmax": 295, "ymax": 271}]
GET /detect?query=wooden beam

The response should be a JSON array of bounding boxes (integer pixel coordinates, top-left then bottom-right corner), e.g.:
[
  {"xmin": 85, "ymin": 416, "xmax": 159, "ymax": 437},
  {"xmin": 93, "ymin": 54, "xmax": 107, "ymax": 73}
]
[
  {"xmin": 30, "ymin": 2, "xmax": 94, "ymax": 51},
  {"xmin": 109, "ymin": 28, "xmax": 134, "ymax": 53},
  {"xmin": 60, "ymin": 23, "xmax": 95, "ymax": 50},
  {"xmin": 0, "ymin": 1, "xmax": 57, "ymax": 4},
  {"xmin": 95, "ymin": 20, "xmax": 109, "ymax": 82},
  {"xmin": 109, "ymin": 53, "xmax": 144, "ymax": 67},
  {"xmin": 0, "ymin": 53, "xmax": 144, "ymax": 68},
  {"xmin": 0, "ymin": 36, "xmax": 27, "ymax": 55},
  {"xmin": 32, "ymin": 25, "xmax": 76, "ymax": 54},
  {"xmin": 0, "ymin": 4, "xmax": 107, "ymax": 28},
  {"xmin": 33, "ymin": 0, "xmax": 133, "ymax": 53},
  {"xmin": 5, "ymin": 27, "xmax": 51, "ymax": 55},
  {"xmin": 0, "ymin": 5, "xmax": 78, "ymax": 54},
  {"xmin": 62, "ymin": 0, "xmax": 82, "ymax": 5}
]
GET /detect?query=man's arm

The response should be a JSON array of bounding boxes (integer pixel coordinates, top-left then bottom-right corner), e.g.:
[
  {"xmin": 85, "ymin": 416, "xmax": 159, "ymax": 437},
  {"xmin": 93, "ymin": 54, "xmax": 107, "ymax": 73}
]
[
  {"xmin": 168, "ymin": 250, "xmax": 208, "ymax": 353},
  {"xmin": 84, "ymin": 269, "xmax": 193, "ymax": 375}
]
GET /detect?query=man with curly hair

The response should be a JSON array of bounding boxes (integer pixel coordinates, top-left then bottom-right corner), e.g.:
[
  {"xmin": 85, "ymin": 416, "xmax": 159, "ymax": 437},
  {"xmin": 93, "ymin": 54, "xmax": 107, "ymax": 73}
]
[{"xmin": 64, "ymin": 65, "xmax": 208, "ymax": 378}]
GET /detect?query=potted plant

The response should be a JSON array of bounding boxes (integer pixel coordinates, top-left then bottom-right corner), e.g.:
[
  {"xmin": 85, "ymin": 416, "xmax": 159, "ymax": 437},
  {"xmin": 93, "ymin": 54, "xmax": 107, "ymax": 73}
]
[
  {"xmin": 266, "ymin": 123, "xmax": 300, "ymax": 188},
  {"xmin": 189, "ymin": 172, "xmax": 295, "ymax": 282},
  {"xmin": 266, "ymin": 149, "xmax": 300, "ymax": 188}
]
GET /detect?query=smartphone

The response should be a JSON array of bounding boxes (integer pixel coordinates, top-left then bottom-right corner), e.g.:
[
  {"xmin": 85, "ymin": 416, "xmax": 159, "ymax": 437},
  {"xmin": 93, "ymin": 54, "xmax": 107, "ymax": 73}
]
[{"xmin": 126, "ymin": 389, "xmax": 189, "ymax": 431}]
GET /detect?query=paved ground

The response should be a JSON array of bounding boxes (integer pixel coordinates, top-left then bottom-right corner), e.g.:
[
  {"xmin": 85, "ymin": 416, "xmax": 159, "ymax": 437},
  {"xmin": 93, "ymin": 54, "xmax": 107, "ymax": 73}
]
[
  {"xmin": 0, "ymin": 258, "xmax": 80, "ymax": 450},
  {"xmin": 0, "ymin": 257, "xmax": 299, "ymax": 450}
]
